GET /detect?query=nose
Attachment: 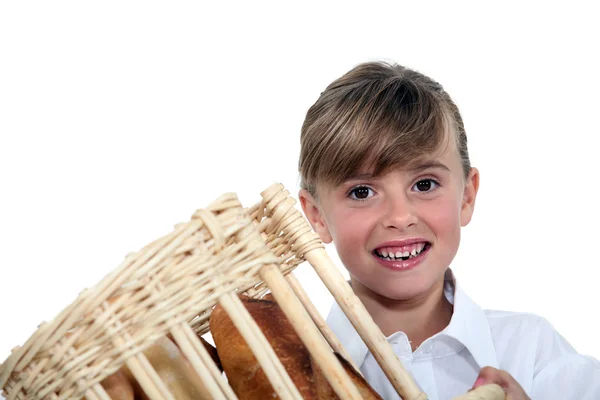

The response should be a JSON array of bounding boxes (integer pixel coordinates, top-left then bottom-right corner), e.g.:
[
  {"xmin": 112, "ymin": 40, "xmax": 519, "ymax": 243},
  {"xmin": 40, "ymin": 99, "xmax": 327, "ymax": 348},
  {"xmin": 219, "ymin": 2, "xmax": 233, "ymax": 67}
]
[{"xmin": 381, "ymin": 193, "xmax": 418, "ymax": 230}]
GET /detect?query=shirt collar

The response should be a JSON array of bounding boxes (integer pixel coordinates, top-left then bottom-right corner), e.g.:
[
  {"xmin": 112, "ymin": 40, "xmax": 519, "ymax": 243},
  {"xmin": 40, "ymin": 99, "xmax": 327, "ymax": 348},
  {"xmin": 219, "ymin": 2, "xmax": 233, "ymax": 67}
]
[
  {"xmin": 325, "ymin": 269, "xmax": 499, "ymax": 370},
  {"xmin": 441, "ymin": 269, "xmax": 499, "ymax": 369}
]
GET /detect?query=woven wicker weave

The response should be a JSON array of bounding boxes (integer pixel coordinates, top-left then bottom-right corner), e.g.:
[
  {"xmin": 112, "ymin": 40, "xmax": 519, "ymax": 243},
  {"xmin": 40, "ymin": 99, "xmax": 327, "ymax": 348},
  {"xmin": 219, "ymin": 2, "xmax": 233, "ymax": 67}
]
[{"xmin": 0, "ymin": 184, "xmax": 504, "ymax": 400}]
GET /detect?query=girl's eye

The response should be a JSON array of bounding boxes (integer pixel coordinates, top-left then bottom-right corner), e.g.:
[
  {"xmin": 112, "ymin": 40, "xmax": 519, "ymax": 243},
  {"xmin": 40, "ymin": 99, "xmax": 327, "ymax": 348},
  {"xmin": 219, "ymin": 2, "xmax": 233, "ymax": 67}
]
[
  {"xmin": 413, "ymin": 179, "xmax": 439, "ymax": 192},
  {"xmin": 348, "ymin": 186, "xmax": 374, "ymax": 200}
]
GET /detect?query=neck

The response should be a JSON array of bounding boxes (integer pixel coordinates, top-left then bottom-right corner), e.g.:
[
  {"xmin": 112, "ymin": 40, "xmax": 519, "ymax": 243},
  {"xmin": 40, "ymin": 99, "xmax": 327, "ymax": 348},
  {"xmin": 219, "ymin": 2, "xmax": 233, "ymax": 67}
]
[{"xmin": 351, "ymin": 277, "xmax": 453, "ymax": 351}]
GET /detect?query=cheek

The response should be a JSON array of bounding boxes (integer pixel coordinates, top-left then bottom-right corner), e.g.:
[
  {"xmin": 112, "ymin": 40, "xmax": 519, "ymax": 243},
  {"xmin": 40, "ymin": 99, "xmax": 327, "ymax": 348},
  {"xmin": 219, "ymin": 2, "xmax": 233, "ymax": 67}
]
[
  {"xmin": 422, "ymin": 197, "xmax": 462, "ymax": 236},
  {"xmin": 328, "ymin": 209, "xmax": 373, "ymax": 252}
]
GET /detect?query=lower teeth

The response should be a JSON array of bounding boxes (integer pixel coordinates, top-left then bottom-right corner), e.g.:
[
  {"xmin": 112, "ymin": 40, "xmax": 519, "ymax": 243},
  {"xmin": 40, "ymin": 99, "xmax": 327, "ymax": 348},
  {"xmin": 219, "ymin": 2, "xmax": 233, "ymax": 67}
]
[{"xmin": 382, "ymin": 254, "xmax": 415, "ymax": 261}]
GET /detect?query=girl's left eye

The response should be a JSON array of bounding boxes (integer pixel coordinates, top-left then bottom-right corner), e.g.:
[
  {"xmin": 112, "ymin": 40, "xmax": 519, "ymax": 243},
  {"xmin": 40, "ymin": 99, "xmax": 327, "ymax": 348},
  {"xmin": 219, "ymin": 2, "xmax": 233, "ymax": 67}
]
[
  {"xmin": 412, "ymin": 179, "xmax": 439, "ymax": 192},
  {"xmin": 348, "ymin": 186, "xmax": 374, "ymax": 200}
]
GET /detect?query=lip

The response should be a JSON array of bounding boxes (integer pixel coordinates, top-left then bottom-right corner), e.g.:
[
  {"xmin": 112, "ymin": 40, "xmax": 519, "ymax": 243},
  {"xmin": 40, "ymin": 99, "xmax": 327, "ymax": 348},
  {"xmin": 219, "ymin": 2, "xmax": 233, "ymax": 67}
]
[
  {"xmin": 374, "ymin": 238, "xmax": 429, "ymax": 250},
  {"xmin": 371, "ymin": 240, "xmax": 431, "ymax": 272}
]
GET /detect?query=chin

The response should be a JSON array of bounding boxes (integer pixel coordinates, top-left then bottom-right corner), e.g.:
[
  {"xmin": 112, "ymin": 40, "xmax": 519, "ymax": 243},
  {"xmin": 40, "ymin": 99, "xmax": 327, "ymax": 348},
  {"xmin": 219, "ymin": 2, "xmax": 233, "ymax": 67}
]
[
  {"xmin": 360, "ymin": 273, "xmax": 441, "ymax": 302},
  {"xmin": 375, "ymin": 285, "xmax": 427, "ymax": 302}
]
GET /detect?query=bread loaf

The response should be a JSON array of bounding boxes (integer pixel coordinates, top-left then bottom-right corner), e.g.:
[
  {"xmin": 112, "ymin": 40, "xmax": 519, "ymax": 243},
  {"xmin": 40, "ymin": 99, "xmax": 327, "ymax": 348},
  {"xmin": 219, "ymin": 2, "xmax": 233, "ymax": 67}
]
[
  {"xmin": 313, "ymin": 353, "xmax": 382, "ymax": 400},
  {"xmin": 100, "ymin": 369, "xmax": 134, "ymax": 400},
  {"xmin": 98, "ymin": 333, "xmax": 221, "ymax": 400},
  {"xmin": 210, "ymin": 295, "xmax": 382, "ymax": 399},
  {"xmin": 132, "ymin": 335, "xmax": 214, "ymax": 400}
]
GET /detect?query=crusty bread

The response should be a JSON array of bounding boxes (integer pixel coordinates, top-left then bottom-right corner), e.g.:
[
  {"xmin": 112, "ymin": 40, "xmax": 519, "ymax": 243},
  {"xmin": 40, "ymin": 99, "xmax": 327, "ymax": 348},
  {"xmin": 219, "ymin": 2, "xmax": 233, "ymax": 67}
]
[
  {"xmin": 313, "ymin": 353, "xmax": 382, "ymax": 399},
  {"xmin": 210, "ymin": 295, "xmax": 382, "ymax": 399},
  {"xmin": 210, "ymin": 296, "xmax": 316, "ymax": 398},
  {"xmin": 99, "ymin": 293, "xmax": 383, "ymax": 399},
  {"xmin": 99, "ymin": 333, "xmax": 221, "ymax": 400},
  {"xmin": 100, "ymin": 369, "xmax": 134, "ymax": 400},
  {"xmin": 134, "ymin": 336, "xmax": 214, "ymax": 400}
]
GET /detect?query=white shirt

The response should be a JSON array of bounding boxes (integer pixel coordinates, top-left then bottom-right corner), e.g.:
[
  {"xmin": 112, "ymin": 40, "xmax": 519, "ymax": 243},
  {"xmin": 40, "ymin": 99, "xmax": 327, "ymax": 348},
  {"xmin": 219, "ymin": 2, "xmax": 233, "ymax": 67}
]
[{"xmin": 326, "ymin": 271, "xmax": 600, "ymax": 400}]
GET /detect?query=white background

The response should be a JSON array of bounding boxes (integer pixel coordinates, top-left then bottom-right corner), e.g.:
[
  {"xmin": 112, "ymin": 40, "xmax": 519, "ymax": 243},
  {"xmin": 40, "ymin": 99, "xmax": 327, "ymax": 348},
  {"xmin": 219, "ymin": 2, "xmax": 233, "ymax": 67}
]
[{"xmin": 1, "ymin": 0, "xmax": 599, "ymax": 368}]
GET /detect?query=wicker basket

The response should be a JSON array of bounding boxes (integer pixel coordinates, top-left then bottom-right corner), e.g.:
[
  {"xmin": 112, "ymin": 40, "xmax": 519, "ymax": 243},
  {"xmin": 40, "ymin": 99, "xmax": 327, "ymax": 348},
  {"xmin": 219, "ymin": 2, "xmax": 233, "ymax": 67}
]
[{"xmin": 0, "ymin": 184, "xmax": 505, "ymax": 400}]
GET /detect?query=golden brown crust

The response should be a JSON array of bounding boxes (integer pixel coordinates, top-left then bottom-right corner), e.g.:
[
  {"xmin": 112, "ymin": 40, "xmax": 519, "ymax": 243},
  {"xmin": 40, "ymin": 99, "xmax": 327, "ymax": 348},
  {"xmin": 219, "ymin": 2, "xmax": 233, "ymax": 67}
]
[
  {"xmin": 210, "ymin": 297, "xmax": 316, "ymax": 399},
  {"xmin": 312, "ymin": 353, "xmax": 383, "ymax": 399},
  {"xmin": 100, "ymin": 369, "xmax": 134, "ymax": 400},
  {"xmin": 210, "ymin": 295, "xmax": 382, "ymax": 399},
  {"xmin": 125, "ymin": 336, "xmax": 213, "ymax": 400}
]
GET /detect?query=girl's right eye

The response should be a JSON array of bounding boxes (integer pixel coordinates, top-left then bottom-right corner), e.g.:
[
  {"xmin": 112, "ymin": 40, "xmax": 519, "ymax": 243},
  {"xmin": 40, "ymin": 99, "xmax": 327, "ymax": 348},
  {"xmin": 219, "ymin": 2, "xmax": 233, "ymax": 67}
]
[{"xmin": 348, "ymin": 186, "xmax": 374, "ymax": 200}]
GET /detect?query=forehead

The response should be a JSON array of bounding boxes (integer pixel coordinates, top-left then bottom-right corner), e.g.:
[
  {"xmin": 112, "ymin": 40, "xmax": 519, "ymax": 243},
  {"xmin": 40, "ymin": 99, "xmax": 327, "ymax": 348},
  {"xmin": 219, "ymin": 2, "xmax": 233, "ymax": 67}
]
[
  {"xmin": 316, "ymin": 134, "xmax": 461, "ymax": 194},
  {"xmin": 346, "ymin": 126, "xmax": 458, "ymax": 178}
]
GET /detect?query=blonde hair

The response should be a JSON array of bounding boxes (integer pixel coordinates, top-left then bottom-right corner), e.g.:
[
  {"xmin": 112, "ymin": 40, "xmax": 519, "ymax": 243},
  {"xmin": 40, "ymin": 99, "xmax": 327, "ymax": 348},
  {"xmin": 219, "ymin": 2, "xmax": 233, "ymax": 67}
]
[{"xmin": 299, "ymin": 61, "xmax": 470, "ymax": 196}]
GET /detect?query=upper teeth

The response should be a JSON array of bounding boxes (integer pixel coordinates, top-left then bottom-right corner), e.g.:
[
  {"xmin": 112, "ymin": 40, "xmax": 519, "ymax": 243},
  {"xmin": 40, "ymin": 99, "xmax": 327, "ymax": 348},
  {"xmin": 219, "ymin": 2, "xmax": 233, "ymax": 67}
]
[{"xmin": 376, "ymin": 244, "xmax": 426, "ymax": 260}]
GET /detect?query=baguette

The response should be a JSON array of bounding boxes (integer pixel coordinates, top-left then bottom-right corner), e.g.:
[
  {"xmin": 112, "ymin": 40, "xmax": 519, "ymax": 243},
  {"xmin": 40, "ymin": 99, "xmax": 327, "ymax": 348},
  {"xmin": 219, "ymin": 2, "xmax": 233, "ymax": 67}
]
[
  {"xmin": 313, "ymin": 353, "xmax": 382, "ymax": 400},
  {"xmin": 210, "ymin": 295, "xmax": 382, "ymax": 399},
  {"xmin": 133, "ymin": 335, "xmax": 214, "ymax": 400},
  {"xmin": 96, "ymin": 295, "xmax": 222, "ymax": 399},
  {"xmin": 97, "ymin": 332, "xmax": 221, "ymax": 400},
  {"xmin": 100, "ymin": 369, "xmax": 134, "ymax": 400}
]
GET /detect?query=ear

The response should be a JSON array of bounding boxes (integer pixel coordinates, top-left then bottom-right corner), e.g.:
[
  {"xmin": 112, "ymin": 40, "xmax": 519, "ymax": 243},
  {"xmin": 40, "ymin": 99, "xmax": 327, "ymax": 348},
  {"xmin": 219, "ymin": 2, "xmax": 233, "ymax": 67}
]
[
  {"xmin": 298, "ymin": 188, "xmax": 333, "ymax": 244},
  {"xmin": 460, "ymin": 167, "xmax": 480, "ymax": 227}
]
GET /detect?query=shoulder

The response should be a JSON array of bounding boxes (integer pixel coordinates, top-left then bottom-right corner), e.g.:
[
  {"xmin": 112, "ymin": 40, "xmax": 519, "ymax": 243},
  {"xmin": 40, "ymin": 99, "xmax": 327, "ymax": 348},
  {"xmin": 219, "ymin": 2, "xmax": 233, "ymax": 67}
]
[
  {"xmin": 483, "ymin": 309, "xmax": 600, "ymax": 397},
  {"xmin": 482, "ymin": 310, "xmax": 576, "ymax": 362},
  {"xmin": 483, "ymin": 309, "xmax": 561, "ymax": 350},
  {"xmin": 483, "ymin": 310, "xmax": 559, "ymax": 338},
  {"xmin": 481, "ymin": 311, "xmax": 566, "ymax": 371}
]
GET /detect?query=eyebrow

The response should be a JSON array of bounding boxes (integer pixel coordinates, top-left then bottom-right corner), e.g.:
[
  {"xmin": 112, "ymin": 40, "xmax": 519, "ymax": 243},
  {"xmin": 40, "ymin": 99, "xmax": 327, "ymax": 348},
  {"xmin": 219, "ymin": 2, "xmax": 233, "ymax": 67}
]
[
  {"xmin": 345, "ymin": 161, "xmax": 450, "ymax": 180},
  {"xmin": 344, "ymin": 172, "xmax": 375, "ymax": 181},
  {"xmin": 409, "ymin": 161, "xmax": 451, "ymax": 173}
]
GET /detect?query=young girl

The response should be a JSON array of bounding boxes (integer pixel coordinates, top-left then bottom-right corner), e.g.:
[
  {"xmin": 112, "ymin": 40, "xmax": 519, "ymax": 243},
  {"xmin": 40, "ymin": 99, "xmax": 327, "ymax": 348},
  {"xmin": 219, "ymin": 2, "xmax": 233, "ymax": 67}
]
[{"xmin": 297, "ymin": 61, "xmax": 600, "ymax": 399}]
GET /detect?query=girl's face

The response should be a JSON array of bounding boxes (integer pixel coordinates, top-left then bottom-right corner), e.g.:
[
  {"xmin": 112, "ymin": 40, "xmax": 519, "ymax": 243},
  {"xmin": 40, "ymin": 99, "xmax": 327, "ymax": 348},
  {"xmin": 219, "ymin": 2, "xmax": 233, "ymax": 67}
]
[{"xmin": 300, "ymin": 140, "xmax": 479, "ymax": 302}]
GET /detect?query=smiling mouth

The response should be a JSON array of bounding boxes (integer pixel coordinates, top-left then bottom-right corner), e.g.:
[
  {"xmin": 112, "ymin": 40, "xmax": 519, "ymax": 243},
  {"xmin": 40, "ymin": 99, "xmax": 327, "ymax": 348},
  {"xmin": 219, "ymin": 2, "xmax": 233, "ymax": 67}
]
[{"xmin": 373, "ymin": 242, "xmax": 431, "ymax": 261}]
